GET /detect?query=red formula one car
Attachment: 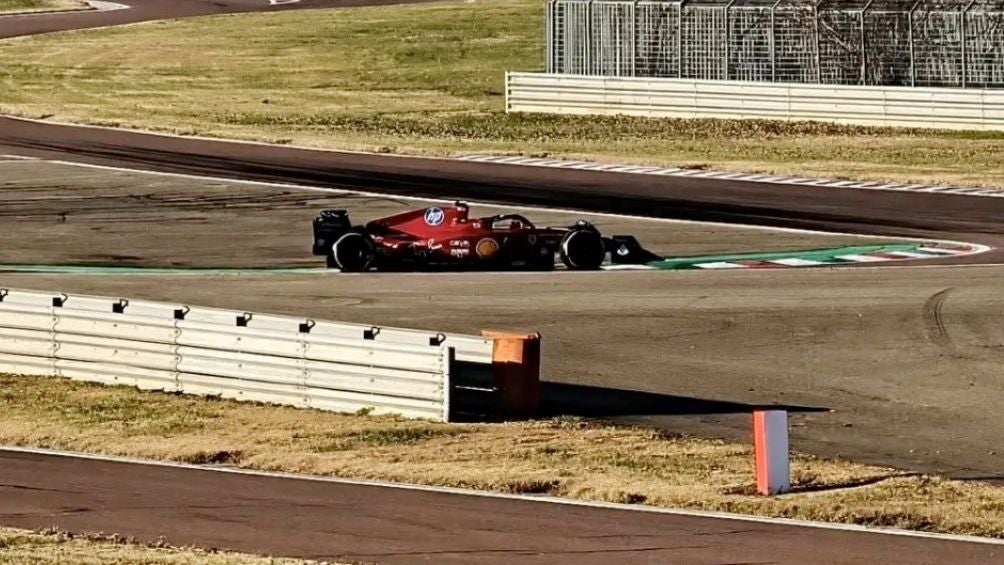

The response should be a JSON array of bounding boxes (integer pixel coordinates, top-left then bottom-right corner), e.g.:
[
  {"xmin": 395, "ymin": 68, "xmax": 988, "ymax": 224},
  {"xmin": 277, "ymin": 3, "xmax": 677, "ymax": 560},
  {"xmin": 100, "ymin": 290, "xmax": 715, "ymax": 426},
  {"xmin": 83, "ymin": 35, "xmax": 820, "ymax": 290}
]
[{"xmin": 311, "ymin": 202, "xmax": 660, "ymax": 272}]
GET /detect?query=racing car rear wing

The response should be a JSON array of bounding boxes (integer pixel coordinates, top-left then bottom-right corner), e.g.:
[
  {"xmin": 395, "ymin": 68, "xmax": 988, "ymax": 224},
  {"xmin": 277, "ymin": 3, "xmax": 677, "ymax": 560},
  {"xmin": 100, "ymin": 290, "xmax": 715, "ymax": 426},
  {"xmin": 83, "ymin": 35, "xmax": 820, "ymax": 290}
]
[{"xmin": 312, "ymin": 209, "xmax": 352, "ymax": 256}]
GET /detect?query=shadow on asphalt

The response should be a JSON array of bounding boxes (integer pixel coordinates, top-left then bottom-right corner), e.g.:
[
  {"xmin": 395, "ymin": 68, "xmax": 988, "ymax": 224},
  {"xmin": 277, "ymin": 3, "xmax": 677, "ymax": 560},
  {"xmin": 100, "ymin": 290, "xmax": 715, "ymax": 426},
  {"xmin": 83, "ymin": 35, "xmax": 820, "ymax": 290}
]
[{"xmin": 538, "ymin": 382, "xmax": 830, "ymax": 418}]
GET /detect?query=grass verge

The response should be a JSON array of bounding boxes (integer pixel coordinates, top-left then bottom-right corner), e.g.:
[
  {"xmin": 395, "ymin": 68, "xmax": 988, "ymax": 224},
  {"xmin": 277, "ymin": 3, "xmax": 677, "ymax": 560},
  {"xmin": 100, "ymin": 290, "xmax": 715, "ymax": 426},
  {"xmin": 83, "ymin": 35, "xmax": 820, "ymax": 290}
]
[
  {"xmin": 2, "ymin": 373, "xmax": 1003, "ymax": 538},
  {"xmin": 0, "ymin": 527, "xmax": 326, "ymax": 564},
  {"xmin": 0, "ymin": 0, "xmax": 87, "ymax": 15},
  {"xmin": 0, "ymin": 0, "xmax": 1003, "ymax": 187}
]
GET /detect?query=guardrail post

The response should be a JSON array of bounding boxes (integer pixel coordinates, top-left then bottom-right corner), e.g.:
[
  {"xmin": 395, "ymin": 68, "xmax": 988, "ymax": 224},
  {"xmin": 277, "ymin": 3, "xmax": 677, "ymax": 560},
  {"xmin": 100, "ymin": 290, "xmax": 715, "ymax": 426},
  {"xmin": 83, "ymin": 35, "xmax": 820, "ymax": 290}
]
[
  {"xmin": 860, "ymin": 0, "xmax": 874, "ymax": 85},
  {"xmin": 504, "ymin": 71, "xmax": 510, "ymax": 113},
  {"xmin": 586, "ymin": 0, "xmax": 594, "ymax": 75},
  {"xmin": 631, "ymin": 0, "xmax": 641, "ymax": 77},
  {"xmin": 753, "ymin": 409, "xmax": 790, "ymax": 495},
  {"xmin": 770, "ymin": 0, "xmax": 781, "ymax": 82},
  {"xmin": 482, "ymin": 331, "xmax": 541, "ymax": 419},
  {"xmin": 813, "ymin": 2, "xmax": 822, "ymax": 83},
  {"xmin": 908, "ymin": 0, "xmax": 920, "ymax": 87},
  {"xmin": 442, "ymin": 346, "xmax": 455, "ymax": 422},
  {"xmin": 961, "ymin": 0, "xmax": 976, "ymax": 88},
  {"xmin": 677, "ymin": 0, "xmax": 686, "ymax": 78},
  {"xmin": 546, "ymin": 0, "xmax": 556, "ymax": 73},
  {"xmin": 724, "ymin": 0, "xmax": 736, "ymax": 80}
]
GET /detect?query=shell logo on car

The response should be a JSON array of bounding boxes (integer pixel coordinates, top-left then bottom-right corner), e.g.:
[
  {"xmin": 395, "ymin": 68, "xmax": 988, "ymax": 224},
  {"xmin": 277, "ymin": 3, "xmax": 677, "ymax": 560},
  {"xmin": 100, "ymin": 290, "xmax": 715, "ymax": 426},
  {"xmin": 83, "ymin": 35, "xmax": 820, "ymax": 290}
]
[{"xmin": 476, "ymin": 238, "xmax": 500, "ymax": 258}]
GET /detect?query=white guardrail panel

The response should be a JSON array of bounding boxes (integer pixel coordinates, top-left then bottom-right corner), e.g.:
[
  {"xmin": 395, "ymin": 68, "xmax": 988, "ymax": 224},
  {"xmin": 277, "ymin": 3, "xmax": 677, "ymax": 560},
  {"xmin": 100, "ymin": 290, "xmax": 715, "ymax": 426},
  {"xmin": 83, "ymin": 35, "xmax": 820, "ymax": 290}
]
[
  {"xmin": 0, "ymin": 288, "xmax": 486, "ymax": 422},
  {"xmin": 0, "ymin": 289, "xmax": 492, "ymax": 363},
  {"xmin": 505, "ymin": 72, "xmax": 1004, "ymax": 131}
]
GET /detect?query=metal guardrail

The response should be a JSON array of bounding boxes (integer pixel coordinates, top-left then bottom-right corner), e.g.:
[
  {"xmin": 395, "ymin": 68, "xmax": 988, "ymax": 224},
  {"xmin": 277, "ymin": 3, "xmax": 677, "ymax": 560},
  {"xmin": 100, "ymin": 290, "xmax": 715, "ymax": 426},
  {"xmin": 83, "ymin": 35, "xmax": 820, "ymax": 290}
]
[
  {"xmin": 0, "ymin": 289, "xmax": 503, "ymax": 422},
  {"xmin": 506, "ymin": 72, "xmax": 1004, "ymax": 131}
]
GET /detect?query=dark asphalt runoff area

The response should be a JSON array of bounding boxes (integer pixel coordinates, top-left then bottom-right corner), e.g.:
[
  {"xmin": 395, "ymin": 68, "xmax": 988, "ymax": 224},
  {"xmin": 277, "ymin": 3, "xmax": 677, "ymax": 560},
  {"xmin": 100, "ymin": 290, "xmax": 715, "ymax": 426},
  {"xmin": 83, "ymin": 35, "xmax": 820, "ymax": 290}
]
[
  {"xmin": 1, "ymin": 1, "xmax": 1003, "ymax": 563},
  {"xmin": 1, "ymin": 449, "xmax": 1000, "ymax": 565}
]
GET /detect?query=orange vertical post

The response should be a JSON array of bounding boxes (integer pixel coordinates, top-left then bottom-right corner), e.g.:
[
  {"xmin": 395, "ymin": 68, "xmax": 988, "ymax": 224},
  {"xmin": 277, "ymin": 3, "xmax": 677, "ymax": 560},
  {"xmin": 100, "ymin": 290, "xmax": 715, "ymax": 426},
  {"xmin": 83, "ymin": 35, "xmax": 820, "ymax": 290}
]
[{"xmin": 481, "ymin": 331, "xmax": 541, "ymax": 419}]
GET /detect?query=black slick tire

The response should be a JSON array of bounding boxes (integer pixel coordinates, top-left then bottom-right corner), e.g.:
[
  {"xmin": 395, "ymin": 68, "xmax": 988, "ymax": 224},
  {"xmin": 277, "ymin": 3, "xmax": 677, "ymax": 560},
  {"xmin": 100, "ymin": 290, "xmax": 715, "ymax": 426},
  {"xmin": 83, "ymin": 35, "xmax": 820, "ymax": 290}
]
[
  {"xmin": 331, "ymin": 232, "xmax": 376, "ymax": 272},
  {"xmin": 559, "ymin": 229, "xmax": 605, "ymax": 270}
]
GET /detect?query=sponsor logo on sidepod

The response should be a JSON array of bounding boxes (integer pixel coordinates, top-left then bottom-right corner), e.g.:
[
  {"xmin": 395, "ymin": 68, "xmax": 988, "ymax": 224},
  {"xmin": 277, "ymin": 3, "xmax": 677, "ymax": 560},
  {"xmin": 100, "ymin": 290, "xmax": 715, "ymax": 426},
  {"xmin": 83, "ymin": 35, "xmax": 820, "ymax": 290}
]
[
  {"xmin": 476, "ymin": 238, "xmax": 500, "ymax": 258},
  {"xmin": 424, "ymin": 207, "xmax": 445, "ymax": 227}
]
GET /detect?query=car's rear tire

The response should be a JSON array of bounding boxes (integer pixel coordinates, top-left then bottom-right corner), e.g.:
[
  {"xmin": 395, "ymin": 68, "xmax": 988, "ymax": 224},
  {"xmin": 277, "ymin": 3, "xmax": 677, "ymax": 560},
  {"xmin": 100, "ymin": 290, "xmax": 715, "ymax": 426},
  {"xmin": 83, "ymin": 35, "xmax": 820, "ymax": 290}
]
[
  {"xmin": 330, "ymin": 232, "xmax": 376, "ymax": 272},
  {"xmin": 559, "ymin": 228, "xmax": 605, "ymax": 270}
]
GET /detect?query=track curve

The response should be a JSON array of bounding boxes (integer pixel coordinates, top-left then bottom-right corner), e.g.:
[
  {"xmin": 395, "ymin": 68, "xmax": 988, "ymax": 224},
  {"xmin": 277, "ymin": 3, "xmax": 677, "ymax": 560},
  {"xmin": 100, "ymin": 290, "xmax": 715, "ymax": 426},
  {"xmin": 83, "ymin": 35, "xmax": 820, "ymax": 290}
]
[
  {"xmin": 0, "ymin": 0, "xmax": 1002, "ymax": 264},
  {"xmin": 2, "ymin": 114, "xmax": 1003, "ymax": 266}
]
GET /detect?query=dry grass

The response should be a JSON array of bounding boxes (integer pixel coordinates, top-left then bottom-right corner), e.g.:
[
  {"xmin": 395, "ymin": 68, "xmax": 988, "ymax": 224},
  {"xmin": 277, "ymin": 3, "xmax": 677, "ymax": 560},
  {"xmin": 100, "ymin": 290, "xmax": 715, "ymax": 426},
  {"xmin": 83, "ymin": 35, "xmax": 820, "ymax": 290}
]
[
  {"xmin": 1, "ymin": 373, "xmax": 1003, "ymax": 538},
  {"xmin": 0, "ymin": 0, "xmax": 1003, "ymax": 187},
  {"xmin": 0, "ymin": 0, "xmax": 87, "ymax": 14},
  {"xmin": 0, "ymin": 527, "xmax": 328, "ymax": 564}
]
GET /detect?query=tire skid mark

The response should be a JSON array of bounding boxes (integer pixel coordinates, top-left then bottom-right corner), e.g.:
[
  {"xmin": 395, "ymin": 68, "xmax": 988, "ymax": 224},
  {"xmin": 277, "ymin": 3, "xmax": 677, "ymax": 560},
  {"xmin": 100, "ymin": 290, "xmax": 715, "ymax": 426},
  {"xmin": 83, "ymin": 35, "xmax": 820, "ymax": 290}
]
[{"xmin": 922, "ymin": 287, "xmax": 958, "ymax": 357}]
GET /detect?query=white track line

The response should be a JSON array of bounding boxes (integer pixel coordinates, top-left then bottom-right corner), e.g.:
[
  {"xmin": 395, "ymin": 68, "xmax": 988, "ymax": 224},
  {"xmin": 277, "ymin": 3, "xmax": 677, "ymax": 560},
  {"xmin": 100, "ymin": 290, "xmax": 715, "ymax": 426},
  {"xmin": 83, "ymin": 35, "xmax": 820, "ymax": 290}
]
[
  {"xmin": 768, "ymin": 258, "xmax": 826, "ymax": 267},
  {"xmin": 2, "ymin": 445, "xmax": 1000, "ymax": 546},
  {"xmin": 834, "ymin": 254, "xmax": 888, "ymax": 263},
  {"xmin": 0, "ymin": 0, "xmax": 129, "ymax": 17},
  {"xmin": 459, "ymin": 155, "xmax": 1004, "ymax": 200},
  {"xmin": 695, "ymin": 262, "xmax": 744, "ymax": 269},
  {"xmin": 85, "ymin": 0, "xmax": 130, "ymax": 11}
]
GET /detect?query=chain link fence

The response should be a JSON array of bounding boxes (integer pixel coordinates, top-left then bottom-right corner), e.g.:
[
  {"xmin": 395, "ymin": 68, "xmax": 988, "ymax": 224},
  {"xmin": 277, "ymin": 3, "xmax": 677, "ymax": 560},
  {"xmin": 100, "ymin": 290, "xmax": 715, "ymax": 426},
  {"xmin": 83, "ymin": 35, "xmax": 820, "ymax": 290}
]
[{"xmin": 546, "ymin": 0, "xmax": 1004, "ymax": 88}]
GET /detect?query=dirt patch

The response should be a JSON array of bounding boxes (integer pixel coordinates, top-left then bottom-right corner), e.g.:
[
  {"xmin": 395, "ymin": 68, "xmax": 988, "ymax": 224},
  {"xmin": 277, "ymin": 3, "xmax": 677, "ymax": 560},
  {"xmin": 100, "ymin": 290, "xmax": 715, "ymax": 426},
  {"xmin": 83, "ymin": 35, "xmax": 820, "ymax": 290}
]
[{"xmin": 0, "ymin": 526, "xmax": 327, "ymax": 564}]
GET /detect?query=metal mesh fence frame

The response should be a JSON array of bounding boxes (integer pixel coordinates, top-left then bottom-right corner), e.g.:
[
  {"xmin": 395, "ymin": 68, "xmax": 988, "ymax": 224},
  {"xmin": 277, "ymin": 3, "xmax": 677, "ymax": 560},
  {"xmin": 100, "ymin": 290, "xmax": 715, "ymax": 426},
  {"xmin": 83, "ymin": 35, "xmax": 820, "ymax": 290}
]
[
  {"xmin": 545, "ymin": 0, "xmax": 1004, "ymax": 88},
  {"xmin": 636, "ymin": 2, "xmax": 683, "ymax": 76},
  {"xmin": 727, "ymin": 6, "xmax": 772, "ymax": 81}
]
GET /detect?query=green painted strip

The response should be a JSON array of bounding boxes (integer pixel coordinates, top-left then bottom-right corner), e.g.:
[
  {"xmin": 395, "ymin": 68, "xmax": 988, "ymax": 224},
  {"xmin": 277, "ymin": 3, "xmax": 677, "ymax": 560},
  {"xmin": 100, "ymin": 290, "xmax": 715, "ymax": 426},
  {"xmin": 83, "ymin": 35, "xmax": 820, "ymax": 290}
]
[
  {"xmin": 647, "ymin": 244, "xmax": 922, "ymax": 270},
  {"xmin": 0, "ymin": 265, "xmax": 332, "ymax": 276}
]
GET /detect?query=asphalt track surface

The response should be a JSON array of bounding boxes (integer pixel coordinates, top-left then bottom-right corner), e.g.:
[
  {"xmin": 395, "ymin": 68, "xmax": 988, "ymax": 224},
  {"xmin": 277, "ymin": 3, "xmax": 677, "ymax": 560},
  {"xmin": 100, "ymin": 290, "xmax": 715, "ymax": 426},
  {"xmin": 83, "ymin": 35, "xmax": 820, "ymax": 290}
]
[
  {"xmin": 1, "ymin": 1, "xmax": 1003, "ymax": 562},
  {"xmin": 1, "ymin": 0, "xmax": 1003, "ymax": 261},
  {"xmin": 4, "ymin": 113, "xmax": 1004, "ymax": 264},
  {"xmin": 1, "ymin": 449, "xmax": 1000, "ymax": 565}
]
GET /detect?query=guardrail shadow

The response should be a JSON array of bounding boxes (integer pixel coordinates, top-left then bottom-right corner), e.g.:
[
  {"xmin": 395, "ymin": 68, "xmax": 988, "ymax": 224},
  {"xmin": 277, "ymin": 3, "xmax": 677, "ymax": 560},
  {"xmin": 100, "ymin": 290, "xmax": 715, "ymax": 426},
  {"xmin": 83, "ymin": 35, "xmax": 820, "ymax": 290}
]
[
  {"xmin": 538, "ymin": 381, "xmax": 829, "ymax": 418},
  {"xmin": 450, "ymin": 370, "xmax": 828, "ymax": 422}
]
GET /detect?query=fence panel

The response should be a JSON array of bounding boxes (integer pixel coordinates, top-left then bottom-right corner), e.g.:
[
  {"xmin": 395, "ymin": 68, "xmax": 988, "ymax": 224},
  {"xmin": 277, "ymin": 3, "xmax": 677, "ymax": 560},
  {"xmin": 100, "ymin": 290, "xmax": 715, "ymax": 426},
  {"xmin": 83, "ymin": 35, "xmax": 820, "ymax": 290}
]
[{"xmin": 547, "ymin": 0, "xmax": 1004, "ymax": 88}]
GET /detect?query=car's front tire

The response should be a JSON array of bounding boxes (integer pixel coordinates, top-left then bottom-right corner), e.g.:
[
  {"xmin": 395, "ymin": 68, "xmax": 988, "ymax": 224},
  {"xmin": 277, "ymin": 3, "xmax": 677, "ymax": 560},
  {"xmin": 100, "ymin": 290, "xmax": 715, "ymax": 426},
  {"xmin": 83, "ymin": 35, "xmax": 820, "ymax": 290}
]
[
  {"xmin": 559, "ymin": 228, "xmax": 605, "ymax": 270},
  {"xmin": 330, "ymin": 232, "xmax": 376, "ymax": 272}
]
